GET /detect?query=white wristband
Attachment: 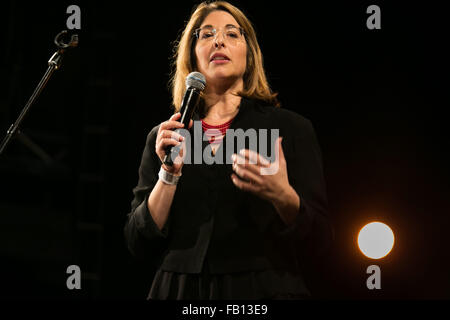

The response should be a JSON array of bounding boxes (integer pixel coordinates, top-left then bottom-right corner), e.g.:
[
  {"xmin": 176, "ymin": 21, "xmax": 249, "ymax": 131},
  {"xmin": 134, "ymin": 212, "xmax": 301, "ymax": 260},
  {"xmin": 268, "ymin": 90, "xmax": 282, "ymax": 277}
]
[{"xmin": 158, "ymin": 167, "xmax": 181, "ymax": 185}]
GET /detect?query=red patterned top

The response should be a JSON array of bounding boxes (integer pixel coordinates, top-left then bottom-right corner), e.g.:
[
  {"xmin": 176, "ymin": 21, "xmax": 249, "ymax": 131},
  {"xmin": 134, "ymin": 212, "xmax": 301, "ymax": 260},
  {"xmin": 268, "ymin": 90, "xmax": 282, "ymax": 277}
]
[{"xmin": 201, "ymin": 118, "xmax": 235, "ymax": 154}]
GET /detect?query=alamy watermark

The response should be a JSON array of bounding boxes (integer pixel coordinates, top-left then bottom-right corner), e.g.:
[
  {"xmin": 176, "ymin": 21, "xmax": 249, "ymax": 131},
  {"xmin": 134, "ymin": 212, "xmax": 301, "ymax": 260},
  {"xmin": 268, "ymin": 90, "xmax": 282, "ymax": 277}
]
[
  {"xmin": 66, "ymin": 265, "xmax": 81, "ymax": 290},
  {"xmin": 366, "ymin": 5, "xmax": 381, "ymax": 30},
  {"xmin": 66, "ymin": 5, "xmax": 81, "ymax": 30},
  {"xmin": 366, "ymin": 265, "xmax": 381, "ymax": 290},
  {"xmin": 168, "ymin": 121, "xmax": 280, "ymax": 175}
]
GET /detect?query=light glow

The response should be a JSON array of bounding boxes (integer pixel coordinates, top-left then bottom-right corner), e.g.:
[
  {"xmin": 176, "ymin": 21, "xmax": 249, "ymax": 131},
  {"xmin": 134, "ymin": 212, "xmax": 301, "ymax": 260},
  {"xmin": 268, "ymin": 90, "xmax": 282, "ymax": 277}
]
[{"xmin": 357, "ymin": 222, "xmax": 394, "ymax": 259}]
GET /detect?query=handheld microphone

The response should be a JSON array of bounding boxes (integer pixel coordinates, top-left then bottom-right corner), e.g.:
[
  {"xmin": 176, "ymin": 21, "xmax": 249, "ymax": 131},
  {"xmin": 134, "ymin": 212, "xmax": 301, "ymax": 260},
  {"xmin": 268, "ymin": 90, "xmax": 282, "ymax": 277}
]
[{"xmin": 163, "ymin": 72, "xmax": 206, "ymax": 166}]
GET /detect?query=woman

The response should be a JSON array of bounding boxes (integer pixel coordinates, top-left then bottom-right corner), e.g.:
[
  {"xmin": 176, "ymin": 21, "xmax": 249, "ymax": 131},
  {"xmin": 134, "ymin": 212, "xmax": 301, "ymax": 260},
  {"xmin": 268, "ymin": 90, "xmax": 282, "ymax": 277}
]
[{"xmin": 124, "ymin": 1, "xmax": 333, "ymax": 299}]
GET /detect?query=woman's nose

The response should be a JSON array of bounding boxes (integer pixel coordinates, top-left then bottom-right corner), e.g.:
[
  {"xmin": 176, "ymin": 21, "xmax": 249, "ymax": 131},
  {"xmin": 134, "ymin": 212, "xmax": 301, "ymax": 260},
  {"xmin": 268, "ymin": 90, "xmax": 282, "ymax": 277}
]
[{"xmin": 214, "ymin": 33, "xmax": 225, "ymax": 47}]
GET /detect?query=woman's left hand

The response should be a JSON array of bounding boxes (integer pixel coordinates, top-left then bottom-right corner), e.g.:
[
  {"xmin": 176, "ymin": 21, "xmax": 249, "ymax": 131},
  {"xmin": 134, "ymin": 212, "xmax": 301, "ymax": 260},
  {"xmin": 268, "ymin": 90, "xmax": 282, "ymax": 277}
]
[{"xmin": 231, "ymin": 137, "xmax": 298, "ymax": 208}]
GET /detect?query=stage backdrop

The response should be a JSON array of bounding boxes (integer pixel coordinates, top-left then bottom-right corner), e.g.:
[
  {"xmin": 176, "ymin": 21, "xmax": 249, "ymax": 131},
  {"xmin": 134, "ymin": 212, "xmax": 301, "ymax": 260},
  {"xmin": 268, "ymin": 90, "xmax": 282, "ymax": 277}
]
[{"xmin": 0, "ymin": 1, "xmax": 448, "ymax": 299}]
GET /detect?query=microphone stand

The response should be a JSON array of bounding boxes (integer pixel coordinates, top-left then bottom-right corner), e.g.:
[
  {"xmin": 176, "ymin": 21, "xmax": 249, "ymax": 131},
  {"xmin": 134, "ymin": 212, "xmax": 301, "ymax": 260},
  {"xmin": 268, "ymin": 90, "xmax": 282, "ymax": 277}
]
[{"xmin": 0, "ymin": 30, "xmax": 78, "ymax": 162}]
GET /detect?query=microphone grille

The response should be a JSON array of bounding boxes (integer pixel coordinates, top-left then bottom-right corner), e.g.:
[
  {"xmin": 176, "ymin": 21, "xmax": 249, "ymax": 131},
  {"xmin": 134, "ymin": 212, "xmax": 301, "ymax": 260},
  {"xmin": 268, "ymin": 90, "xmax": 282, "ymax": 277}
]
[{"xmin": 186, "ymin": 72, "xmax": 206, "ymax": 91}]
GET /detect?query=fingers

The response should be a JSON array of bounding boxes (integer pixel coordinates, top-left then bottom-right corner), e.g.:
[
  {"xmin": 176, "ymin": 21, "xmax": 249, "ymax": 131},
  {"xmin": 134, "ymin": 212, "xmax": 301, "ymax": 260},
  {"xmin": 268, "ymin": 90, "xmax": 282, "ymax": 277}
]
[
  {"xmin": 231, "ymin": 150, "xmax": 270, "ymax": 178},
  {"xmin": 160, "ymin": 113, "xmax": 196, "ymax": 134},
  {"xmin": 231, "ymin": 140, "xmax": 285, "ymax": 180},
  {"xmin": 237, "ymin": 136, "xmax": 285, "ymax": 167},
  {"xmin": 172, "ymin": 140, "xmax": 187, "ymax": 165},
  {"xmin": 156, "ymin": 137, "xmax": 181, "ymax": 153},
  {"xmin": 160, "ymin": 113, "xmax": 184, "ymax": 131},
  {"xmin": 156, "ymin": 113, "xmax": 183, "ymax": 158},
  {"xmin": 231, "ymin": 159, "xmax": 264, "ymax": 186},
  {"xmin": 231, "ymin": 152, "xmax": 266, "ymax": 187},
  {"xmin": 236, "ymin": 149, "xmax": 271, "ymax": 167},
  {"xmin": 159, "ymin": 129, "xmax": 185, "ymax": 143},
  {"xmin": 161, "ymin": 120, "xmax": 184, "ymax": 132},
  {"xmin": 156, "ymin": 128, "xmax": 184, "ymax": 158},
  {"xmin": 157, "ymin": 113, "xmax": 185, "ymax": 148},
  {"xmin": 231, "ymin": 153, "xmax": 261, "ymax": 178},
  {"xmin": 277, "ymin": 136, "xmax": 284, "ymax": 161},
  {"xmin": 169, "ymin": 112, "xmax": 181, "ymax": 121},
  {"xmin": 230, "ymin": 173, "xmax": 260, "ymax": 193},
  {"xmin": 156, "ymin": 112, "xmax": 192, "ymax": 174}
]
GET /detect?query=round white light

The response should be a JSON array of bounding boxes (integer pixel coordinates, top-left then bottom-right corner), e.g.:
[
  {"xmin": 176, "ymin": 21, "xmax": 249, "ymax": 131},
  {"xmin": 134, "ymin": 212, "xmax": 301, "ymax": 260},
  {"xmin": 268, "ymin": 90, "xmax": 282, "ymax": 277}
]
[{"xmin": 357, "ymin": 222, "xmax": 395, "ymax": 259}]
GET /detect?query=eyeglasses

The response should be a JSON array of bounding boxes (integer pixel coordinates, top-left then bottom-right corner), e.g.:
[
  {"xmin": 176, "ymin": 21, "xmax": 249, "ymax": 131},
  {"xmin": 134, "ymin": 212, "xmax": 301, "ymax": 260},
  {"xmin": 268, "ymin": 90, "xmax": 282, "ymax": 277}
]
[{"xmin": 193, "ymin": 25, "xmax": 245, "ymax": 46}]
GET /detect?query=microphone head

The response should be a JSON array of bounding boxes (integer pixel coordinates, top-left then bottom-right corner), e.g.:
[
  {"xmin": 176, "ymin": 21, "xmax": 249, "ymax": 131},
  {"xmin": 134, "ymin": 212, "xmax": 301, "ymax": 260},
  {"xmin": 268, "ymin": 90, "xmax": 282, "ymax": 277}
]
[{"xmin": 186, "ymin": 72, "xmax": 206, "ymax": 91}]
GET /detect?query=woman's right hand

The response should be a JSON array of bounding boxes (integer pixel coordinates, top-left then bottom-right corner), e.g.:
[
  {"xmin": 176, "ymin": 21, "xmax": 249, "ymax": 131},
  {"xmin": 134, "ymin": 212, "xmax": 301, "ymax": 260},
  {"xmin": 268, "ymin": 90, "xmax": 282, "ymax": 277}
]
[{"xmin": 155, "ymin": 112, "xmax": 193, "ymax": 176}]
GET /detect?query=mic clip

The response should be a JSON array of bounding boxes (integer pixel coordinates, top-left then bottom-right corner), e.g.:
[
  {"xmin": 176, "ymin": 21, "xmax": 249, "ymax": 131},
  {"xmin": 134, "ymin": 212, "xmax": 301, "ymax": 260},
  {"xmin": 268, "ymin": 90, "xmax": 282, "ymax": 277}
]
[
  {"xmin": 49, "ymin": 30, "xmax": 79, "ymax": 69},
  {"xmin": 54, "ymin": 30, "xmax": 79, "ymax": 49}
]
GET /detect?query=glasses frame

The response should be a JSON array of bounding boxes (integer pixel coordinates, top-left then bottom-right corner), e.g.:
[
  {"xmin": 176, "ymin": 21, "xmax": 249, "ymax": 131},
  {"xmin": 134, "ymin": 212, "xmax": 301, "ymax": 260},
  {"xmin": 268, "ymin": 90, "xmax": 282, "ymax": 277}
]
[{"xmin": 193, "ymin": 25, "xmax": 246, "ymax": 43}]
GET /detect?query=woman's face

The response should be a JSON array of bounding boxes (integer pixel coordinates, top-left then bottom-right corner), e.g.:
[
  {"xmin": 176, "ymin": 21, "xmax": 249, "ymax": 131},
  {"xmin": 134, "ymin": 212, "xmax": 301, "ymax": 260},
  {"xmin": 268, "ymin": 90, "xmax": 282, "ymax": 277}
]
[{"xmin": 194, "ymin": 10, "xmax": 247, "ymax": 90}]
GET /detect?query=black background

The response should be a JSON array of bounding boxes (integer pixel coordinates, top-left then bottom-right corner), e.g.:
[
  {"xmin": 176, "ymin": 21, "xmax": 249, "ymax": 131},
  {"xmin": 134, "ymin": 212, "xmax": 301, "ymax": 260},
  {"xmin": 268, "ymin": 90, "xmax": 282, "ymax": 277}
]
[{"xmin": 0, "ymin": 0, "xmax": 448, "ymax": 300}]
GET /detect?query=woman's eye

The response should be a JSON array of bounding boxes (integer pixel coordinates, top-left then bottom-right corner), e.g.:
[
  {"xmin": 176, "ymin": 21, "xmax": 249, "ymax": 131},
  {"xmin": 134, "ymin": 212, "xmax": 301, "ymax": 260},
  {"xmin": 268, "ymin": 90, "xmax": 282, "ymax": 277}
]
[
  {"xmin": 227, "ymin": 32, "xmax": 238, "ymax": 38},
  {"xmin": 201, "ymin": 33, "xmax": 213, "ymax": 39}
]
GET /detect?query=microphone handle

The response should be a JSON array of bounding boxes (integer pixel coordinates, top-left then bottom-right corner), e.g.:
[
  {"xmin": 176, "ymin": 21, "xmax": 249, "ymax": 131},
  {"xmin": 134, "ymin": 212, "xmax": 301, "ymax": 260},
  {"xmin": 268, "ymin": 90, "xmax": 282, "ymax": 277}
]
[{"xmin": 163, "ymin": 88, "xmax": 201, "ymax": 166}]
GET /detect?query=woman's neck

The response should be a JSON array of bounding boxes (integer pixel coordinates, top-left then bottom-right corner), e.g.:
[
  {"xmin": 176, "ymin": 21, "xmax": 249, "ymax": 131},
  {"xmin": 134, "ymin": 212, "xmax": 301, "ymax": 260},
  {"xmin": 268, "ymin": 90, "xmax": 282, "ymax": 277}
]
[{"xmin": 202, "ymin": 79, "xmax": 243, "ymax": 125}]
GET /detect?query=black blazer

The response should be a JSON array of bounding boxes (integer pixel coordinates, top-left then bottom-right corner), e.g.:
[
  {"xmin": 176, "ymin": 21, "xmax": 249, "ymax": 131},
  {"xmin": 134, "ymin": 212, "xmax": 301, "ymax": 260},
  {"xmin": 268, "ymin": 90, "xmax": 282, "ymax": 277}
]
[{"xmin": 124, "ymin": 98, "xmax": 333, "ymax": 274}]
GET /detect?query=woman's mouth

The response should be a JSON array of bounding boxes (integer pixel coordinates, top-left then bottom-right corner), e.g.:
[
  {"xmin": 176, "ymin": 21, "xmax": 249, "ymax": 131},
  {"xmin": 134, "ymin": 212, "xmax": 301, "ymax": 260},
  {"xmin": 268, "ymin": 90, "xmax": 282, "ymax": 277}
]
[{"xmin": 210, "ymin": 53, "xmax": 230, "ymax": 64}]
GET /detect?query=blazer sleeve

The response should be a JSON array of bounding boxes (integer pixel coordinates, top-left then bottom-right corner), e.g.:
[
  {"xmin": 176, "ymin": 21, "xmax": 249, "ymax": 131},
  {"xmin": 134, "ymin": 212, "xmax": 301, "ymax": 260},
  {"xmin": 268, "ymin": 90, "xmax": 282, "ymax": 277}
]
[
  {"xmin": 124, "ymin": 125, "xmax": 170, "ymax": 262},
  {"xmin": 280, "ymin": 117, "xmax": 334, "ymax": 259}
]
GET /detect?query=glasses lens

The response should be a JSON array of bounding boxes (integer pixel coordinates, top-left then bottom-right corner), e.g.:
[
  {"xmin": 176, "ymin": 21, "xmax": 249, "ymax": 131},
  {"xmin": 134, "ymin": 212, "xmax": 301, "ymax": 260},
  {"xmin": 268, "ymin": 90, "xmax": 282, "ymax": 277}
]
[{"xmin": 198, "ymin": 27, "xmax": 215, "ymax": 40}]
